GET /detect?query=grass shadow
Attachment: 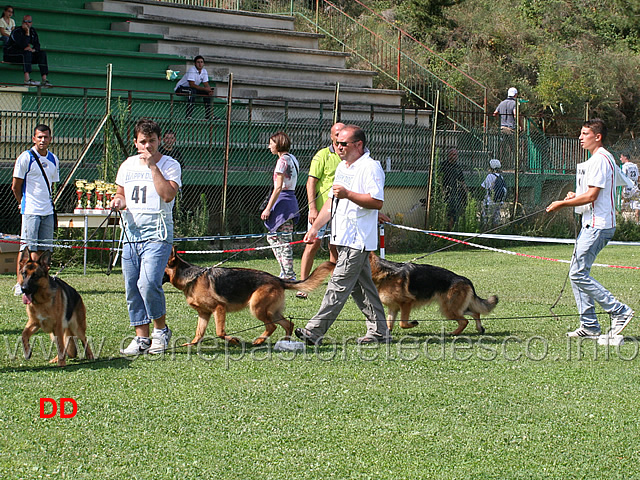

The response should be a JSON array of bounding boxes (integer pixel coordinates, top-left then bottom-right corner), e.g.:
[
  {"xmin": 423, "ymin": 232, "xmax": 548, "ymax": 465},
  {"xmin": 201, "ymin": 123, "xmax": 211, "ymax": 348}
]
[{"xmin": 0, "ymin": 355, "xmax": 134, "ymax": 374}]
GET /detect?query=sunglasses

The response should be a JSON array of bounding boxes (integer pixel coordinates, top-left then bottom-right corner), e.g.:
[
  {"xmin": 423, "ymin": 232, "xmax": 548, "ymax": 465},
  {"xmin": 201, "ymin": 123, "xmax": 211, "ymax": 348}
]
[
  {"xmin": 336, "ymin": 141, "xmax": 358, "ymax": 147},
  {"xmin": 23, "ymin": 20, "xmax": 32, "ymax": 23}
]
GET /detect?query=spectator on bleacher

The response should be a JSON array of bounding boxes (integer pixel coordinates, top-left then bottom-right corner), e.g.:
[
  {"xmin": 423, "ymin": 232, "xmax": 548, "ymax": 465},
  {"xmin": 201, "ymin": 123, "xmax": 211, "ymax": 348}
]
[
  {"xmin": 159, "ymin": 130, "xmax": 183, "ymax": 167},
  {"xmin": 3, "ymin": 14, "xmax": 50, "ymax": 87},
  {"xmin": 174, "ymin": 55, "xmax": 213, "ymax": 120},
  {"xmin": 0, "ymin": 5, "xmax": 15, "ymax": 46},
  {"xmin": 261, "ymin": 131, "xmax": 300, "ymax": 281}
]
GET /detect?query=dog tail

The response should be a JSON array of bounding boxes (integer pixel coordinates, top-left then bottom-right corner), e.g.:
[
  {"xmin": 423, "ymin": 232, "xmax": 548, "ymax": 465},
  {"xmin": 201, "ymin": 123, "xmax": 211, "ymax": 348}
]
[
  {"xmin": 284, "ymin": 261, "xmax": 335, "ymax": 293},
  {"xmin": 467, "ymin": 294, "xmax": 498, "ymax": 315}
]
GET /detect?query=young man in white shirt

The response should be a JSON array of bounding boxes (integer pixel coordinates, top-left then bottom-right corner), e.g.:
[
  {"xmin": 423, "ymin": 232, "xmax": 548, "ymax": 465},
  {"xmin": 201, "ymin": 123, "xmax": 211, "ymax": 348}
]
[
  {"xmin": 11, "ymin": 124, "xmax": 59, "ymax": 294},
  {"xmin": 295, "ymin": 125, "xmax": 390, "ymax": 345},
  {"xmin": 174, "ymin": 55, "xmax": 213, "ymax": 120},
  {"xmin": 111, "ymin": 119, "xmax": 182, "ymax": 355},
  {"xmin": 546, "ymin": 119, "xmax": 634, "ymax": 337}
]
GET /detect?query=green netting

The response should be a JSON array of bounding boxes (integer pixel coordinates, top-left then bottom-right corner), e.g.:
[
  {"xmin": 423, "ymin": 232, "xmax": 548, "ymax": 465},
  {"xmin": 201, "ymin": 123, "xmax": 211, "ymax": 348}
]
[{"xmin": 1, "ymin": 88, "xmax": 638, "ymax": 245}]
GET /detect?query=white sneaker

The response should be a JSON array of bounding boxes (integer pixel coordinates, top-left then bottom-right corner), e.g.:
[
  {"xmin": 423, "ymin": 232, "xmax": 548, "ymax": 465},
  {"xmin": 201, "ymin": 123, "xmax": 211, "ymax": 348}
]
[
  {"xmin": 120, "ymin": 336, "xmax": 151, "ymax": 355},
  {"xmin": 610, "ymin": 308, "xmax": 634, "ymax": 336},
  {"xmin": 567, "ymin": 327, "xmax": 600, "ymax": 337},
  {"xmin": 13, "ymin": 283, "xmax": 22, "ymax": 296},
  {"xmin": 149, "ymin": 326, "xmax": 172, "ymax": 354}
]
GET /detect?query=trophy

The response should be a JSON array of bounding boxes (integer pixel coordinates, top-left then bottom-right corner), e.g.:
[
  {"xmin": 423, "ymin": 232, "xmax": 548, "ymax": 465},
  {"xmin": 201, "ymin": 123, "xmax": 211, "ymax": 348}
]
[
  {"xmin": 74, "ymin": 179, "xmax": 86, "ymax": 213},
  {"xmin": 105, "ymin": 183, "xmax": 114, "ymax": 207},
  {"xmin": 85, "ymin": 182, "xmax": 95, "ymax": 211},
  {"xmin": 94, "ymin": 180, "xmax": 105, "ymax": 211}
]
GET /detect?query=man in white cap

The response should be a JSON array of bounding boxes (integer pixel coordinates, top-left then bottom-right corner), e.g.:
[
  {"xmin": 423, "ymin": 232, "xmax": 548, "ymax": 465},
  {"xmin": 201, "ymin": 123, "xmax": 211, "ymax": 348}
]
[
  {"xmin": 493, "ymin": 87, "xmax": 520, "ymax": 167},
  {"xmin": 481, "ymin": 159, "xmax": 507, "ymax": 227},
  {"xmin": 494, "ymin": 87, "xmax": 518, "ymax": 133}
]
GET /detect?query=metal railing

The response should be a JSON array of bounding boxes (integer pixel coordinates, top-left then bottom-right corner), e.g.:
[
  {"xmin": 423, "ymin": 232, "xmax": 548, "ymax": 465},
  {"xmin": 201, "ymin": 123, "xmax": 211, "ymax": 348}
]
[{"xmin": 159, "ymin": 0, "xmax": 488, "ymax": 132}]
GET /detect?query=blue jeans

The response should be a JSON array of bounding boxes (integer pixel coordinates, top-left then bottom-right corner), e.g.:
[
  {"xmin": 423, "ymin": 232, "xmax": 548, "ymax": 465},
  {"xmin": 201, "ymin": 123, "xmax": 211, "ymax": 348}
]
[
  {"xmin": 20, "ymin": 214, "xmax": 54, "ymax": 251},
  {"xmin": 570, "ymin": 226, "xmax": 626, "ymax": 331},
  {"xmin": 121, "ymin": 241, "xmax": 172, "ymax": 327}
]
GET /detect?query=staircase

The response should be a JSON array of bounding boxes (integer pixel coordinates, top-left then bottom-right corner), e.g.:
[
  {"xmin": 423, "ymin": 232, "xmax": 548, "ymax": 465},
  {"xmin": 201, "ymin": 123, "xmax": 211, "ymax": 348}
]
[{"xmin": 86, "ymin": 0, "xmax": 410, "ymax": 110}]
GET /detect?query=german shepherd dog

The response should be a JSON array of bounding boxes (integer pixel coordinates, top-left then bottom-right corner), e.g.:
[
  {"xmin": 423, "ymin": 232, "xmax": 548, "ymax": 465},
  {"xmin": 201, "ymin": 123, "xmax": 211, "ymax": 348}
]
[
  {"xmin": 18, "ymin": 248, "xmax": 94, "ymax": 366},
  {"xmin": 164, "ymin": 247, "xmax": 335, "ymax": 345},
  {"xmin": 369, "ymin": 253, "xmax": 498, "ymax": 335}
]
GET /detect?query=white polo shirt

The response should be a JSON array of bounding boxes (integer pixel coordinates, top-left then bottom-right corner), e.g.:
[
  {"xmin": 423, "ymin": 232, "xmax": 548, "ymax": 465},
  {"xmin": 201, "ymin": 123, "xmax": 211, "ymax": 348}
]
[
  {"xmin": 328, "ymin": 152, "xmax": 384, "ymax": 251},
  {"xmin": 175, "ymin": 66, "xmax": 209, "ymax": 90}
]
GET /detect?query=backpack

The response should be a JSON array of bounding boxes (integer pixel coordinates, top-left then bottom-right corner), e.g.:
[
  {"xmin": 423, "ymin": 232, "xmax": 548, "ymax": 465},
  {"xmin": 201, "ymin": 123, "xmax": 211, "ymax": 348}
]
[{"xmin": 492, "ymin": 174, "xmax": 507, "ymax": 202}]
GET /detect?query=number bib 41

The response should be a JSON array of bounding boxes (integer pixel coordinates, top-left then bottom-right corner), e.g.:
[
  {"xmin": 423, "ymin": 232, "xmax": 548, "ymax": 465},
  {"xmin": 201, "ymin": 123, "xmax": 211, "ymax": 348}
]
[{"xmin": 124, "ymin": 176, "xmax": 161, "ymax": 213}]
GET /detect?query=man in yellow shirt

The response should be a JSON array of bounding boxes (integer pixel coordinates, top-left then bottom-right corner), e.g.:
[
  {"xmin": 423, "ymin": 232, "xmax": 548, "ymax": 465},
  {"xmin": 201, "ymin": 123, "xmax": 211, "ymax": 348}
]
[{"xmin": 296, "ymin": 122, "xmax": 344, "ymax": 298}]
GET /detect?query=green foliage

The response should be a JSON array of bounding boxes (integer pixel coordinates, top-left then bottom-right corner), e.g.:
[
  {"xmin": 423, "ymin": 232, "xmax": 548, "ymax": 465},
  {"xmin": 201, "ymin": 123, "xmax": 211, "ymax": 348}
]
[
  {"xmin": 174, "ymin": 192, "xmax": 209, "ymax": 238},
  {"xmin": 406, "ymin": 0, "xmax": 462, "ymax": 30},
  {"xmin": 613, "ymin": 215, "xmax": 640, "ymax": 241},
  {"xmin": 385, "ymin": 0, "xmax": 640, "ymax": 137}
]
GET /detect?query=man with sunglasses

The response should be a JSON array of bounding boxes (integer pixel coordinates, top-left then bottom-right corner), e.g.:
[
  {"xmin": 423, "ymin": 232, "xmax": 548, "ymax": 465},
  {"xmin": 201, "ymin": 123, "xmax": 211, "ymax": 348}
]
[
  {"xmin": 4, "ymin": 14, "xmax": 51, "ymax": 87},
  {"xmin": 295, "ymin": 124, "xmax": 391, "ymax": 345}
]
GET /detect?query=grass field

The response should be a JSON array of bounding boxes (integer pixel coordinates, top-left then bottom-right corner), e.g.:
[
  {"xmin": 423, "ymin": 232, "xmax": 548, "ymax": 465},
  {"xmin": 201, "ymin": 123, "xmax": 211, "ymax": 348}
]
[{"xmin": 1, "ymin": 244, "xmax": 640, "ymax": 479}]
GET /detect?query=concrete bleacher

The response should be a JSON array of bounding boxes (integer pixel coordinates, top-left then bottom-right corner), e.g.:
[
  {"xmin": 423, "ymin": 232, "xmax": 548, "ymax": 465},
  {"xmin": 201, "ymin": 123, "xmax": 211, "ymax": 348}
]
[
  {"xmin": 1, "ymin": 0, "xmax": 416, "ymax": 111},
  {"xmin": 86, "ymin": 0, "xmax": 406, "ymax": 106},
  {"xmin": 0, "ymin": 0, "xmax": 185, "ymax": 94}
]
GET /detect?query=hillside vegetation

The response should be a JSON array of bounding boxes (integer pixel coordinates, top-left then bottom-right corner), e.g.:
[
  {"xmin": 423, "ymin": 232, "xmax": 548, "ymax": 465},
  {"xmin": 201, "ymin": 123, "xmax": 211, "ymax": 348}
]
[{"xmin": 361, "ymin": 0, "xmax": 640, "ymax": 138}]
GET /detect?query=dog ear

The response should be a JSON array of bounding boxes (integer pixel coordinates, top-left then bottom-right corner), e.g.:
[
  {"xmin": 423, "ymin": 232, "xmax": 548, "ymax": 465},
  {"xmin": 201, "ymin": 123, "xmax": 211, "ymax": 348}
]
[
  {"xmin": 167, "ymin": 245, "xmax": 177, "ymax": 266},
  {"xmin": 19, "ymin": 247, "xmax": 31, "ymax": 265},
  {"xmin": 38, "ymin": 250, "xmax": 52, "ymax": 271}
]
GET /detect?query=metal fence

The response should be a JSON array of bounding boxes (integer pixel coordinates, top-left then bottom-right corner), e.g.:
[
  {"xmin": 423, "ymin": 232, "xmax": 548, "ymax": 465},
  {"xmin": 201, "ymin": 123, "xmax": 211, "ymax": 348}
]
[{"xmin": 4, "ymin": 86, "xmax": 638, "ymax": 255}]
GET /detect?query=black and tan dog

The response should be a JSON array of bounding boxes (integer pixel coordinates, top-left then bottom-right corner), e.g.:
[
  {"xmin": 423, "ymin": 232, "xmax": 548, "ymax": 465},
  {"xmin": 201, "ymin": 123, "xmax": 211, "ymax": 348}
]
[
  {"xmin": 164, "ymin": 247, "xmax": 334, "ymax": 345},
  {"xmin": 18, "ymin": 248, "xmax": 94, "ymax": 366},
  {"xmin": 369, "ymin": 253, "xmax": 498, "ymax": 335}
]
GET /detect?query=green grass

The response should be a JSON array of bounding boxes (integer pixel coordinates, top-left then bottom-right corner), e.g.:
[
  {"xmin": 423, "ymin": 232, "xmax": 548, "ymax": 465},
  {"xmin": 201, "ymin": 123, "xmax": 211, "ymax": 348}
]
[{"xmin": 1, "ymin": 244, "xmax": 640, "ymax": 479}]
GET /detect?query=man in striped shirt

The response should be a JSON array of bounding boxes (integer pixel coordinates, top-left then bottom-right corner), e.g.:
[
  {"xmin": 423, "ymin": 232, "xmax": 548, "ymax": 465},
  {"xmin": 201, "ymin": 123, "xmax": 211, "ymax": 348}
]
[{"xmin": 546, "ymin": 119, "xmax": 634, "ymax": 338}]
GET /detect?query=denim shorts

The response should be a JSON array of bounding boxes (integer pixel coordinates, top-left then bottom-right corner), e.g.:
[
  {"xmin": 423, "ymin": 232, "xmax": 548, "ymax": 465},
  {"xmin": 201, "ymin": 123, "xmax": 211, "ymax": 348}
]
[
  {"xmin": 121, "ymin": 241, "xmax": 172, "ymax": 327},
  {"xmin": 20, "ymin": 214, "xmax": 54, "ymax": 251}
]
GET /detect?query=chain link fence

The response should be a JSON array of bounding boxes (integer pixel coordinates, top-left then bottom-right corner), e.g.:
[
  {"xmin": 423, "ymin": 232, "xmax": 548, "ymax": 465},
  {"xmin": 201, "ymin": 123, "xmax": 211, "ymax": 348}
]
[{"xmin": 2, "ymin": 87, "xmax": 639, "ymax": 260}]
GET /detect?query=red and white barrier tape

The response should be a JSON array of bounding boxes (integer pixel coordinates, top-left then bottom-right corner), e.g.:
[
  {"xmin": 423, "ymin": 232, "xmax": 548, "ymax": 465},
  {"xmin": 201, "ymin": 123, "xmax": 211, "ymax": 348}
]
[{"xmin": 387, "ymin": 223, "xmax": 640, "ymax": 270}]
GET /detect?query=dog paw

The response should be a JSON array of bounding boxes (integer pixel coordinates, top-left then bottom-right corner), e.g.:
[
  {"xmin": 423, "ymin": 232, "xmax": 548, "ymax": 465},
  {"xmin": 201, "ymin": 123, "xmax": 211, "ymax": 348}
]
[
  {"xmin": 23, "ymin": 346, "xmax": 32, "ymax": 360},
  {"xmin": 400, "ymin": 321, "xmax": 419, "ymax": 329}
]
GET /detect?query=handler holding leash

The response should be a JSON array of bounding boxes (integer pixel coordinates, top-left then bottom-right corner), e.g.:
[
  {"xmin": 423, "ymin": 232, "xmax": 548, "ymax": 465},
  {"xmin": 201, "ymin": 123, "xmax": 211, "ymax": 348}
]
[
  {"xmin": 546, "ymin": 118, "xmax": 634, "ymax": 337},
  {"xmin": 295, "ymin": 124, "xmax": 391, "ymax": 345},
  {"xmin": 112, "ymin": 119, "xmax": 182, "ymax": 355}
]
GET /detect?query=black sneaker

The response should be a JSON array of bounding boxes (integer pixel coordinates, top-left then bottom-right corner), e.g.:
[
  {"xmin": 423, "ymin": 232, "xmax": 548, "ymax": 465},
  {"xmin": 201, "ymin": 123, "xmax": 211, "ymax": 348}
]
[
  {"xmin": 294, "ymin": 327, "xmax": 322, "ymax": 346},
  {"xmin": 356, "ymin": 335, "xmax": 392, "ymax": 345}
]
